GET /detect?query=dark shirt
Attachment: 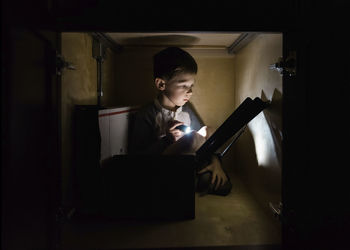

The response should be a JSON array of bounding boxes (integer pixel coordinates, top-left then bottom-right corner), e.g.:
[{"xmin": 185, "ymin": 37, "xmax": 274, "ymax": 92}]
[{"xmin": 128, "ymin": 99, "xmax": 204, "ymax": 154}]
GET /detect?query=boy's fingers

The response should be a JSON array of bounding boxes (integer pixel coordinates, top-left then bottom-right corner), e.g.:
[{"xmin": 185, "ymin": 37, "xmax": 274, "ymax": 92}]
[
  {"xmin": 211, "ymin": 171, "xmax": 217, "ymax": 185},
  {"xmin": 169, "ymin": 121, "xmax": 184, "ymax": 130},
  {"xmin": 173, "ymin": 130, "xmax": 181, "ymax": 135},
  {"xmin": 223, "ymin": 176, "xmax": 228, "ymax": 185},
  {"xmin": 198, "ymin": 166, "xmax": 209, "ymax": 174},
  {"xmin": 215, "ymin": 176, "xmax": 222, "ymax": 190}
]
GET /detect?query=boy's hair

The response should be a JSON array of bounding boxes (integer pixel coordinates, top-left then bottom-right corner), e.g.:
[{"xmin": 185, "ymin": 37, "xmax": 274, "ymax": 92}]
[{"xmin": 153, "ymin": 47, "xmax": 197, "ymax": 80}]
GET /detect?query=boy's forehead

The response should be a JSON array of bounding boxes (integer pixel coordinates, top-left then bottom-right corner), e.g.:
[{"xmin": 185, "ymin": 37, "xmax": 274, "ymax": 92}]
[{"xmin": 170, "ymin": 72, "xmax": 196, "ymax": 83}]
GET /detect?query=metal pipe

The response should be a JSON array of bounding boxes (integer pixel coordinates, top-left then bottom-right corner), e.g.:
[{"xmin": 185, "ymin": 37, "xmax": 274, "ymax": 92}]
[
  {"xmin": 92, "ymin": 38, "xmax": 106, "ymax": 107},
  {"xmin": 97, "ymin": 58, "xmax": 102, "ymax": 106}
]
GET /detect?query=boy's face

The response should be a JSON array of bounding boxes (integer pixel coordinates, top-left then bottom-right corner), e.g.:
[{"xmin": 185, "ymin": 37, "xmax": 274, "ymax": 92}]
[{"xmin": 157, "ymin": 72, "xmax": 195, "ymax": 107}]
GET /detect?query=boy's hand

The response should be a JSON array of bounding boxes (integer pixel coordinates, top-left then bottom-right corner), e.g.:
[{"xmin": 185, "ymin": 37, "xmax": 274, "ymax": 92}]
[
  {"xmin": 198, "ymin": 156, "xmax": 228, "ymax": 191},
  {"xmin": 166, "ymin": 120, "xmax": 184, "ymax": 142},
  {"xmin": 162, "ymin": 129, "xmax": 206, "ymax": 155}
]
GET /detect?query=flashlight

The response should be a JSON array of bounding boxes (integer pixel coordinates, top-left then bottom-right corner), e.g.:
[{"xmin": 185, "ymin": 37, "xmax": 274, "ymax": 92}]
[{"xmin": 175, "ymin": 124, "xmax": 192, "ymax": 134}]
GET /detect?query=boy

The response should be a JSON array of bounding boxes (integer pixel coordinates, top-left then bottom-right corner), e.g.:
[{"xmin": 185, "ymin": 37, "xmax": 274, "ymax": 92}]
[{"xmin": 128, "ymin": 47, "xmax": 232, "ymax": 196}]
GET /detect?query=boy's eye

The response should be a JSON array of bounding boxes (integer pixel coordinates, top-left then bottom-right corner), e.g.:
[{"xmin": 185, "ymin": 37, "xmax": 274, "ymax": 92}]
[{"xmin": 180, "ymin": 85, "xmax": 194, "ymax": 89}]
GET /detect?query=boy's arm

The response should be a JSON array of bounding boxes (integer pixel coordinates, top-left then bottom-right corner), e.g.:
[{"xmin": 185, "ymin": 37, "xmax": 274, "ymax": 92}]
[{"xmin": 128, "ymin": 111, "xmax": 172, "ymax": 155}]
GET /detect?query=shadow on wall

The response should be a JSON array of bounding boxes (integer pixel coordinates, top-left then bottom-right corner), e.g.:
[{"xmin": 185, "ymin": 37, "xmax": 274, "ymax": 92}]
[
  {"xmin": 262, "ymin": 89, "xmax": 282, "ymax": 167},
  {"xmin": 121, "ymin": 35, "xmax": 200, "ymax": 46},
  {"xmin": 233, "ymin": 88, "xmax": 282, "ymax": 212},
  {"xmin": 247, "ymin": 89, "xmax": 282, "ymax": 169}
]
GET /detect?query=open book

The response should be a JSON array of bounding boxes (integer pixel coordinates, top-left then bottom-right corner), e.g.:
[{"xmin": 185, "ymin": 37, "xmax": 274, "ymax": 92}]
[{"xmin": 194, "ymin": 97, "xmax": 269, "ymax": 170}]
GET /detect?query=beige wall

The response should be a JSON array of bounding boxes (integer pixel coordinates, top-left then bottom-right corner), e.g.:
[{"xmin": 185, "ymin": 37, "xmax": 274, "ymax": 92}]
[
  {"xmin": 189, "ymin": 55, "xmax": 235, "ymax": 130},
  {"xmin": 61, "ymin": 32, "xmax": 116, "ymax": 205},
  {"xmin": 112, "ymin": 48, "xmax": 157, "ymax": 107},
  {"xmin": 232, "ymin": 34, "xmax": 282, "ymax": 214}
]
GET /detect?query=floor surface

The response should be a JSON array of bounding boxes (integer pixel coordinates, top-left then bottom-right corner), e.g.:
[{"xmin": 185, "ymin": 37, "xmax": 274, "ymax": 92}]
[{"xmin": 61, "ymin": 171, "xmax": 281, "ymax": 249}]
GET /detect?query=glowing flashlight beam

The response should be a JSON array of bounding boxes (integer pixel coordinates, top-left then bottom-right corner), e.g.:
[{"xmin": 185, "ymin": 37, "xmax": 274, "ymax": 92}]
[{"xmin": 185, "ymin": 126, "xmax": 192, "ymax": 134}]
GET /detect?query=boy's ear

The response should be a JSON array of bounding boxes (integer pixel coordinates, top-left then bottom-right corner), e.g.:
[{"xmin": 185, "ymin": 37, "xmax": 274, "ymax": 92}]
[{"xmin": 155, "ymin": 77, "xmax": 166, "ymax": 91}]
